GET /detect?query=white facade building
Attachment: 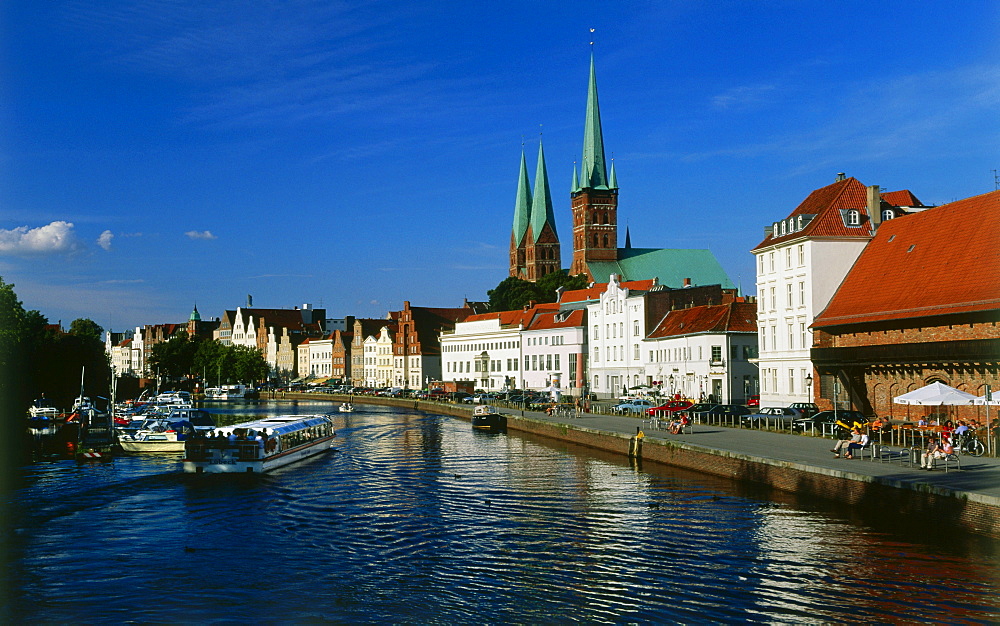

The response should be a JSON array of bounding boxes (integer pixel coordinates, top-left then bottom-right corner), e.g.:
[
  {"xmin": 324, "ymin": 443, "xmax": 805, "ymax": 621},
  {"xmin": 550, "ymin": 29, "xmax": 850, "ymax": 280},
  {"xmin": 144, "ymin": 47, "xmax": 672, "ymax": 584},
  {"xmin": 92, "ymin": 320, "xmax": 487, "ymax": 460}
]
[
  {"xmin": 587, "ymin": 276, "xmax": 655, "ymax": 398},
  {"xmin": 521, "ymin": 308, "xmax": 586, "ymax": 395},
  {"xmin": 752, "ymin": 176, "xmax": 923, "ymax": 406},
  {"xmin": 643, "ymin": 302, "xmax": 759, "ymax": 404},
  {"xmin": 440, "ymin": 311, "xmax": 525, "ymax": 391}
]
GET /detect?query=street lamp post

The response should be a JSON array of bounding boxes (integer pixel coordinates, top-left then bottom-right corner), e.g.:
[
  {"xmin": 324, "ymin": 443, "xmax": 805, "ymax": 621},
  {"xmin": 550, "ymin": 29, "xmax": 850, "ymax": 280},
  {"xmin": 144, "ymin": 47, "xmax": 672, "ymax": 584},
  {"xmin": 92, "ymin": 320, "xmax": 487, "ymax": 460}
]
[{"xmin": 805, "ymin": 373, "xmax": 814, "ymax": 403}]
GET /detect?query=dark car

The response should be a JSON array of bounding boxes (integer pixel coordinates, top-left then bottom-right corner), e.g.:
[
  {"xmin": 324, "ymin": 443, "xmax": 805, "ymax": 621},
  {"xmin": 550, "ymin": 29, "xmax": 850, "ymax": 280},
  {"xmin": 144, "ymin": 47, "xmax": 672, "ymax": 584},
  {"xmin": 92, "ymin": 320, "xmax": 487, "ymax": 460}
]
[
  {"xmin": 701, "ymin": 404, "xmax": 752, "ymax": 421},
  {"xmin": 742, "ymin": 406, "xmax": 803, "ymax": 427},
  {"xmin": 791, "ymin": 410, "xmax": 868, "ymax": 434},
  {"xmin": 683, "ymin": 403, "xmax": 718, "ymax": 416}
]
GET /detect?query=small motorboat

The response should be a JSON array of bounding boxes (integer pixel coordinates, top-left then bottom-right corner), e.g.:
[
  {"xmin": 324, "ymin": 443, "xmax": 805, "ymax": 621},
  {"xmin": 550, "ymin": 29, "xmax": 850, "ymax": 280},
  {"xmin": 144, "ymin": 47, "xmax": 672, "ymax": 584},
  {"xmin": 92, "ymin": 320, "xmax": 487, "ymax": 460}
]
[
  {"xmin": 118, "ymin": 416, "xmax": 195, "ymax": 453},
  {"xmin": 472, "ymin": 405, "xmax": 507, "ymax": 431},
  {"xmin": 338, "ymin": 402, "xmax": 354, "ymax": 413}
]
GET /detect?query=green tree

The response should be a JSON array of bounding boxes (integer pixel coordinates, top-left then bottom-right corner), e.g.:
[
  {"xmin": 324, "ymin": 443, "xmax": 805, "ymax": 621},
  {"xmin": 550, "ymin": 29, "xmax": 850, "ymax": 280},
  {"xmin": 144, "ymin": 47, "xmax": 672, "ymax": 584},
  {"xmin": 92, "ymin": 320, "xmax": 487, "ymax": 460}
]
[
  {"xmin": 69, "ymin": 318, "xmax": 104, "ymax": 343},
  {"xmin": 487, "ymin": 272, "xmax": 590, "ymax": 312},
  {"xmin": 149, "ymin": 332, "xmax": 196, "ymax": 379},
  {"xmin": 229, "ymin": 345, "xmax": 269, "ymax": 384}
]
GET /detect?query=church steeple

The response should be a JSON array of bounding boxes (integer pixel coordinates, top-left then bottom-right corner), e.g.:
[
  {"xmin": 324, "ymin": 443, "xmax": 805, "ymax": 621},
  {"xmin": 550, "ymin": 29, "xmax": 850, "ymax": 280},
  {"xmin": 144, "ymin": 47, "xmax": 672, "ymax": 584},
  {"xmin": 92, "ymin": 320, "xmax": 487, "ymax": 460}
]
[
  {"xmin": 512, "ymin": 150, "xmax": 532, "ymax": 247},
  {"xmin": 570, "ymin": 50, "xmax": 618, "ymax": 280},
  {"xmin": 581, "ymin": 53, "xmax": 608, "ymax": 190},
  {"xmin": 509, "ymin": 150, "xmax": 532, "ymax": 278},
  {"xmin": 530, "ymin": 140, "xmax": 556, "ymax": 242}
]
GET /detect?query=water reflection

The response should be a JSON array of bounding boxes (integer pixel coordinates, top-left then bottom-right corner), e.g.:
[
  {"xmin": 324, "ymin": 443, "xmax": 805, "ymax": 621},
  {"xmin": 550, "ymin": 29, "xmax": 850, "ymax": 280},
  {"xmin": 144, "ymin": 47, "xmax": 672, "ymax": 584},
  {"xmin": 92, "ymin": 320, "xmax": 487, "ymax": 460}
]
[{"xmin": 6, "ymin": 402, "xmax": 1000, "ymax": 623}]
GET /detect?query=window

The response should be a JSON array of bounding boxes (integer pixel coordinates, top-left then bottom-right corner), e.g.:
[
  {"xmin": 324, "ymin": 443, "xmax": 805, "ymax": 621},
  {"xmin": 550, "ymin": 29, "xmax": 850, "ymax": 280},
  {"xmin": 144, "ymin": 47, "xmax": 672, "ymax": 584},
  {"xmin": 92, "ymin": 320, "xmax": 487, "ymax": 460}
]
[
  {"xmin": 788, "ymin": 324, "xmax": 794, "ymax": 350},
  {"xmin": 770, "ymin": 287, "xmax": 776, "ymax": 311},
  {"xmin": 769, "ymin": 252, "xmax": 775, "ymax": 272},
  {"xmin": 711, "ymin": 345, "xmax": 722, "ymax": 362},
  {"xmin": 758, "ymin": 255, "xmax": 764, "ymax": 275},
  {"xmin": 786, "ymin": 283, "xmax": 793, "ymax": 308},
  {"xmin": 633, "ymin": 320, "xmax": 639, "ymax": 336},
  {"xmin": 524, "ymin": 356, "xmax": 529, "ymax": 370},
  {"xmin": 789, "ymin": 369, "xmax": 795, "ymax": 393},
  {"xmin": 785, "ymin": 247, "xmax": 791, "ymax": 268},
  {"xmin": 847, "ymin": 209, "xmax": 860, "ymax": 226},
  {"xmin": 546, "ymin": 354, "xmax": 552, "ymax": 370},
  {"xmin": 800, "ymin": 322, "xmax": 808, "ymax": 349},
  {"xmin": 633, "ymin": 344, "xmax": 639, "ymax": 360},
  {"xmin": 799, "ymin": 281, "xmax": 805, "ymax": 306},
  {"xmin": 593, "ymin": 347, "xmax": 599, "ymax": 362},
  {"xmin": 770, "ymin": 326, "xmax": 777, "ymax": 351},
  {"xmin": 882, "ymin": 208, "xmax": 894, "ymax": 221},
  {"xmin": 798, "ymin": 244, "xmax": 804, "ymax": 266},
  {"xmin": 593, "ymin": 325, "xmax": 598, "ymax": 340}
]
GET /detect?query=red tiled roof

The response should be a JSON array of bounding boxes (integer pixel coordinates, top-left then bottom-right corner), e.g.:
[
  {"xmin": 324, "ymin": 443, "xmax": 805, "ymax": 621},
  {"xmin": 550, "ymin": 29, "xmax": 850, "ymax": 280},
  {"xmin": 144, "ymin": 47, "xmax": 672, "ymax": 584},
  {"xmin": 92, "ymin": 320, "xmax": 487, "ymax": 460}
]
[
  {"xmin": 813, "ymin": 190, "xmax": 1000, "ymax": 328},
  {"xmin": 881, "ymin": 189, "xmax": 922, "ymax": 207},
  {"xmin": 526, "ymin": 308, "xmax": 585, "ymax": 330},
  {"xmin": 559, "ymin": 279, "xmax": 657, "ymax": 303},
  {"xmin": 647, "ymin": 302, "xmax": 758, "ymax": 339},
  {"xmin": 752, "ymin": 178, "xmax": 920, "ymax": 251}
]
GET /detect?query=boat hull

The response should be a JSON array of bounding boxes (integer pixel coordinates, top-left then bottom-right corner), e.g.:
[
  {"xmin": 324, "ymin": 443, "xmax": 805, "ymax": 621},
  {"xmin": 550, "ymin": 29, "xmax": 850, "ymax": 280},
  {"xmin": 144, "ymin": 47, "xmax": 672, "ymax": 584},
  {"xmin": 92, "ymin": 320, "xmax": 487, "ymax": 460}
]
[
  {"xmin": 183, "ymin": 435, "xmax": 334, "ymax": 473},
  {"xmin": 472, "ymin": 414, "xmax": 507, "ymax": 431},
  {"xmin": 120, "ymin": 440, "xmax": 186, "ymax": 453}
]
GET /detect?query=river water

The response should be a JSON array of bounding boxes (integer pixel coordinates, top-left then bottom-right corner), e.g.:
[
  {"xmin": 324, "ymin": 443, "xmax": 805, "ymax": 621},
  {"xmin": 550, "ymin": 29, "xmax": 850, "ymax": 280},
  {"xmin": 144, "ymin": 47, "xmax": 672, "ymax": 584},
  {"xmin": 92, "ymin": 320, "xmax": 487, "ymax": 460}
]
[{"xmin": 4, "ymin": 400, "xmax": 1000, "ymax": 624}]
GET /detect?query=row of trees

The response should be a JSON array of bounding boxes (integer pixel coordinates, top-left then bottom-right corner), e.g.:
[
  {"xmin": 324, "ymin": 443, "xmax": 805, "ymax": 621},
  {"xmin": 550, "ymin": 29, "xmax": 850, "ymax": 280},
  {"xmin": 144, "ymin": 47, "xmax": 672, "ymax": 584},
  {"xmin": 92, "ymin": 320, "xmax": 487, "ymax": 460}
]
[
  {"xmin": 148, "ymin": 333, "xmax": 270, "ymax": 387},
  {"xmin": 1, "ymin": 278, "xmax": 110, "ymax": 413}
]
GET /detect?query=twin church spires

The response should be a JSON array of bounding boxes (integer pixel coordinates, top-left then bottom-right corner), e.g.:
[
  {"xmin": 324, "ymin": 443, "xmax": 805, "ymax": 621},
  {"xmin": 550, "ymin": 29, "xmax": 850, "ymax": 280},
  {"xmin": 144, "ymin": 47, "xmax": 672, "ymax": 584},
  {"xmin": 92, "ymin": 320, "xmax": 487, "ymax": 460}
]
[{"xmin": 510, "ymin": 53, "xmax": 619, "ymax": 282}]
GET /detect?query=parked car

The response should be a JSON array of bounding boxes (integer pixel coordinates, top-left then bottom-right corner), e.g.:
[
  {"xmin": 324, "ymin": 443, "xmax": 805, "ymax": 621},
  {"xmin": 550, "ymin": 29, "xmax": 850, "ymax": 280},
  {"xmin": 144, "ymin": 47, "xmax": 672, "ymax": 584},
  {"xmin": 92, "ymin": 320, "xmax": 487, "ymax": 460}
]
[
  {"xmin": 700, "ymin": 404, "xmax": 752, "ymax": 420},
  {"xmin": 645, "ymin": 400, "xmax": 694, "ymax": 416},
  {"xmin": 684, "ymin": 403, "xmax": 718, "ymax": 415},
  {"xmin": 612, "ymin": 399, "xmax": 655, "ymax": 414},
  {"xmin": 788, "ymin": 402, "xmax": 820, "ymax": 418},
  {"xmin": 742, "ymin": 406, "xmax": 803, "ymax": 427},
  {"xmin": 791, "ymin": 410, "xmax": 868, "ymax": 434},
  {"xmin": 746, "ymin": 395, "xmax": 760, "ymax": 408}
]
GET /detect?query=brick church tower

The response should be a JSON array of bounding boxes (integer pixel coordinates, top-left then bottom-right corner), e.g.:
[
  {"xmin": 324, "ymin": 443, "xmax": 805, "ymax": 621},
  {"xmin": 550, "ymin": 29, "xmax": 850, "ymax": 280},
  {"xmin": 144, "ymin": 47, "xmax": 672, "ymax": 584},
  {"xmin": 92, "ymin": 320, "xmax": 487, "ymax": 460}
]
[
  {"xmin": 509, "ymin": 141, "xmax": 560, "ymax": 281},
  {"xmin": 569, "ymin": 53, "xmax": 618, "ymax": 280}
]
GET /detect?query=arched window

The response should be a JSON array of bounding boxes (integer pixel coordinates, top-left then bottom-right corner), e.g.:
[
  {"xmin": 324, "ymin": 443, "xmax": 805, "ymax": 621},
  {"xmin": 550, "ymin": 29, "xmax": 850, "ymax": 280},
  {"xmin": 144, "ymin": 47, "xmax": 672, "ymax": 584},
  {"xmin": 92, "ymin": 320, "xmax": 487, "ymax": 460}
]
[
  {"xmin": 847, "ymin": 209, "xmax": 860, "ymax": 226},
  {"xmin": 882, "ymin": 208, "xmax": 894, "ymax": 221},
  {"xmin": 592, "ymin": 212, "xmax": 599, "ymax": 224},
  {"xmin": 602, "ymin": 212, "xmax": 609, "ymax": 224},
  {"xmin": 603, "ymin": 234, "xmax": 609, "ymax": 247}
]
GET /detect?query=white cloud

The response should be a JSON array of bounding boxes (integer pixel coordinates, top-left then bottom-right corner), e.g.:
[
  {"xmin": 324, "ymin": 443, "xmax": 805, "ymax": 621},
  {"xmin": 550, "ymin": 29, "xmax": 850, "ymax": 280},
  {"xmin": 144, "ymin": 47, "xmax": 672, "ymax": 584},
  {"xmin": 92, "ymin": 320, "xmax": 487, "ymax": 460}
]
[
  {"xmin": 97, "ymin": 230, "xmax": 114, "ymax": 250},
  {"xmin": 0, "ymin": 221, "xmax": 78, "ymax": 255},
  {"xmin": 185, "ymin": 230, "xmax": 217, "ymax": 240}
]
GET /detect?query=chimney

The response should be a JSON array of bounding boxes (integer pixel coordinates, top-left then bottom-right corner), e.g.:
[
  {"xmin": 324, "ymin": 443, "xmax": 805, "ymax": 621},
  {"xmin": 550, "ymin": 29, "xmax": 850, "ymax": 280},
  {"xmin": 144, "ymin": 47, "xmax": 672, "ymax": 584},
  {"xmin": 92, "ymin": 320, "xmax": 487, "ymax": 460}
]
[
  {"xmin": 764, "ymin": 225, "xmax": 773, "ymax": 238},
  {"xmin": 683, "ymin": 278, "xmax": 691, "ymax": 288},
  {"xmin": 867, "ymin": 185, "xmax": 882, "ymax": 231},
  {"xmin": 836, "ymin": 172, "xmax": 846, "ymax": 181}
]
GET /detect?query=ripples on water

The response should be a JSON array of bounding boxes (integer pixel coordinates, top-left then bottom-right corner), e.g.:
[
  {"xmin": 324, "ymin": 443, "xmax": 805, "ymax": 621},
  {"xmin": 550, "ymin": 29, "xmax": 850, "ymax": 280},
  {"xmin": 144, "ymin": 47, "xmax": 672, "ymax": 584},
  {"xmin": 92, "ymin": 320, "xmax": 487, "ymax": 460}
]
[{"xmin": 4, "ymin": 402, "xmax": 1000, "ymax": 624}]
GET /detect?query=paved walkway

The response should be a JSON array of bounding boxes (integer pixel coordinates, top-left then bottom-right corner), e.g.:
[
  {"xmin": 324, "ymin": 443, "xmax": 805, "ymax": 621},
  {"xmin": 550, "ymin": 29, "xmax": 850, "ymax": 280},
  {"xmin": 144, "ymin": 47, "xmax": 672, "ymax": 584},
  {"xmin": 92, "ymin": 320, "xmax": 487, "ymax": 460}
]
[{"xmin": 505, "ymin": 406, "xmax": 1000, "ymax": 507}]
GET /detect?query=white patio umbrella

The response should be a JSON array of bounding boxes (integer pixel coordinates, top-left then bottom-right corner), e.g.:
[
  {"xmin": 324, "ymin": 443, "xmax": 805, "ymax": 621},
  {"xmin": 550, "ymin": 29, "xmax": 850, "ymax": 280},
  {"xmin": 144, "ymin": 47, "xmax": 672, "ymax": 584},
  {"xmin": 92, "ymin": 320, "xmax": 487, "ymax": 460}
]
[
  {"xmin": 893, "ymin": 382, "xmax": 977, "ymax": 405},
  {"xmin": 974, "ymin": 393, "xmax": 1000, "ymax": 406}
]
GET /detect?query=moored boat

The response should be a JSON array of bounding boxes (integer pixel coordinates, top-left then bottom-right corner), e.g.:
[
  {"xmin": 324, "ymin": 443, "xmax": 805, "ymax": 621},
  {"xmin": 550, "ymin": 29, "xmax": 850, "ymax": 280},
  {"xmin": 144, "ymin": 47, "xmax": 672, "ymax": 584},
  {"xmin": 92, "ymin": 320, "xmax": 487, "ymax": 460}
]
[
  {"xmin": 338, "ymin": 402, "xmax": 354, "ymax": 413},
  {"xmin": 472, "ymin": 405, "xmax": 507, "ymax": 431},
  {"xmin": 183, "ymin": 414, "xmax": 335, "ymax": 473},
  {"xmin": 117, "ymin": 414, "xmax": 200, "ymax": 453}
]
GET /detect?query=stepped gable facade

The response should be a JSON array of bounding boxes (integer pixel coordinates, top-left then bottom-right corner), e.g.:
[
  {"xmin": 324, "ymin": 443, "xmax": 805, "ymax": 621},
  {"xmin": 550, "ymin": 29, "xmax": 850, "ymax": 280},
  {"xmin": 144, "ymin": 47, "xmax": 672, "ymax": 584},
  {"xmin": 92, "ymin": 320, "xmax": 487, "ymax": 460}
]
[{"xmin": 811, "ymin": 189, "xmax": 1000, "ymax": 420}]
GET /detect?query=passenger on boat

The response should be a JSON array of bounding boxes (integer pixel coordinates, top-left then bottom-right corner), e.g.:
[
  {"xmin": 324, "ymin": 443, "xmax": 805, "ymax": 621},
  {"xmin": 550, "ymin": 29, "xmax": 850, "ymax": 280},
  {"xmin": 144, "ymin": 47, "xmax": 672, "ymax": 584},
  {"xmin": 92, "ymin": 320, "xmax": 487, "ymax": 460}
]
[{"xmin": 227, "ymin": 430, "xmax": 238, "ymax": 444}]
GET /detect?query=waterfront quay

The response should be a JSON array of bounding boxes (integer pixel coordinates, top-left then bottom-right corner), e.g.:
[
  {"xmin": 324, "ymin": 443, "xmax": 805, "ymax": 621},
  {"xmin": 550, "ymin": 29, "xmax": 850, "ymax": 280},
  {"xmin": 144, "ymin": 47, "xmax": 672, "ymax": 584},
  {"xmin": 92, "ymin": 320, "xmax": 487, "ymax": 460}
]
[{"xmin": 293, "ymin": 393, "xmax": 1000, "ymax": 539}]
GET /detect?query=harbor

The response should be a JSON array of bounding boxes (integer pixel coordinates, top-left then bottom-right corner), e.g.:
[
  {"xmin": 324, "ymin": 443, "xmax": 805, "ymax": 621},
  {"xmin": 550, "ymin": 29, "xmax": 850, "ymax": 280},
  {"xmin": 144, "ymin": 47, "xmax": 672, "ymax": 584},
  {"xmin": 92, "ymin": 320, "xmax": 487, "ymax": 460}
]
[{"xmin": 5, "ymin": 400, "xmax": 1000, "ymax": 624}]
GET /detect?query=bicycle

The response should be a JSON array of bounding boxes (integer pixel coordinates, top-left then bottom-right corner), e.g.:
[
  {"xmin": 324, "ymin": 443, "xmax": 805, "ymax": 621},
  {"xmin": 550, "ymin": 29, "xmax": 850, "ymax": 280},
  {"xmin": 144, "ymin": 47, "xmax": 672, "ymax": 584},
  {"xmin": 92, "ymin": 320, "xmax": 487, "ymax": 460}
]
[{"xmin": 953, "ymin": 431, "xmax": 985, "ymax": 457}]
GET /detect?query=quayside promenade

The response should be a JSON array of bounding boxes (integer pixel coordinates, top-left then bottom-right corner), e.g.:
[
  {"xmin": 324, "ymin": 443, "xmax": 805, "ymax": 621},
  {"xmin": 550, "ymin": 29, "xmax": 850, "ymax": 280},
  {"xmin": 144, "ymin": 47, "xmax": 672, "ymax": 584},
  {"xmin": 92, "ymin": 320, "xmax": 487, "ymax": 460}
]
[{"xmin": 287, "ymin": 393, "xmax": 1000, "ymax": 539}]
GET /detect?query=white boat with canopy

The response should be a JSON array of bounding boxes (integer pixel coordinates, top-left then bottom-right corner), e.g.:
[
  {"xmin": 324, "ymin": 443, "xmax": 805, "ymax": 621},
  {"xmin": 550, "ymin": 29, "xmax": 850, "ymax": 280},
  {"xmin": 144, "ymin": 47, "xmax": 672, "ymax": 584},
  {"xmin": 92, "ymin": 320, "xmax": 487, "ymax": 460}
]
[{"xmin": 182, "ymin": 414, "xmax": 335, "ymax": 473}]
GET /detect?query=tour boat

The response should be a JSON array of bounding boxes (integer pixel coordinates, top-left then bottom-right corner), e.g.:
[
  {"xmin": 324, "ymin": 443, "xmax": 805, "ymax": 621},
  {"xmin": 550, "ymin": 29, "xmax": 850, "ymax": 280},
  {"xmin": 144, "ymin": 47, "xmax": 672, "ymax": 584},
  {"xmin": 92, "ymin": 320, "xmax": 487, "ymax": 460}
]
[
  {"xmin": 203, "ymin": 384, "xmax": 257, "ymax": 401},
  {"xmin": 182, "ymin": 414, "xmax": 335, "ymax": 473},
  {"xmin": 338, "ymin": 402, "xmax": 354, "ymax": 413},
  {"xmin": 472, "ymin": 405, "xmax": 507, "ymax": 431}
]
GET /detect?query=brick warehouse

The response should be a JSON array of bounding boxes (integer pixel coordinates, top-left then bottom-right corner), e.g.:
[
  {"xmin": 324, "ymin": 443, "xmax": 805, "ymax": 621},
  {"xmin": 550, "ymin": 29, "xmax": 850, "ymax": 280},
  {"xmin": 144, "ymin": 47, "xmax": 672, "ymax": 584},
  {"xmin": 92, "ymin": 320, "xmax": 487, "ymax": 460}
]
[{"xmin": 811, "ymin": 189, "xmax": 1000, "ymax": 422}]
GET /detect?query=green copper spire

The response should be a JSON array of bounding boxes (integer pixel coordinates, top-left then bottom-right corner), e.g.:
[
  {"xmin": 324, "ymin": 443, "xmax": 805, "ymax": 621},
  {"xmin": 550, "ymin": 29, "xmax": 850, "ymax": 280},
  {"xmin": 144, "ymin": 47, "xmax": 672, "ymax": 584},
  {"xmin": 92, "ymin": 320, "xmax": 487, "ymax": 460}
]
[
  {"xmin": 531, "ymin": 140, "xmax": 556, "ymax": 242},
  {"xmin": 609, "ymin": 160, "xmax": 618, "ymax": 189},
  {"xmin": 571, "ymin": 163, "xmax": 580, "ymax": 193},
  {"xmin": 512, "ymin": 150, "xmax": 532, "ymax": 246},
  {"xmin": 190, "ymin": 304, "xmax": 201, "ymax": 322},
  {"xmin": 581, "ymin": 53, "xmax": 608, "ymax": 190}
]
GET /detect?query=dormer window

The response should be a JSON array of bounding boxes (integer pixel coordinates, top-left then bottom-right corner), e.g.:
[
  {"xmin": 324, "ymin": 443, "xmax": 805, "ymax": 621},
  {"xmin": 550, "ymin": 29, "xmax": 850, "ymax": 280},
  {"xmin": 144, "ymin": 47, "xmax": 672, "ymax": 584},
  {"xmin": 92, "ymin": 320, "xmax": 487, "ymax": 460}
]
[
  {"xmin": 797, "ymin": 215, "xmax": 803, "ymax": 230},
  {"xmin": 787, "ymin": 218, "xmax": 794, "ymax": 233},
  {"xmin": 780, "ymin": 221, "xmax": 786, "ymax": 236},
  {"xmin": 882, "ymin": 208, "xmax": 894, "ymax": 221},
  {"xmin": 847, "ymin": 209, "xmax": 860, "ymax": 226},
  {"xmin": 773, "ymin": 222, "xmax": 779, "ymax": 237}
]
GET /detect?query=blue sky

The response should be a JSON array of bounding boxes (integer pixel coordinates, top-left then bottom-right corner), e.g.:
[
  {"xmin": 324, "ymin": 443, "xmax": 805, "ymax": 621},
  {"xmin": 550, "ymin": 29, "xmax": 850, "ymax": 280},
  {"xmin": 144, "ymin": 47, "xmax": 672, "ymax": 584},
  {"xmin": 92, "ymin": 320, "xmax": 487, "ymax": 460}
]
[{"xmin": 2, "ymin": 1, "xmax": 998, "ymax": 333}]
